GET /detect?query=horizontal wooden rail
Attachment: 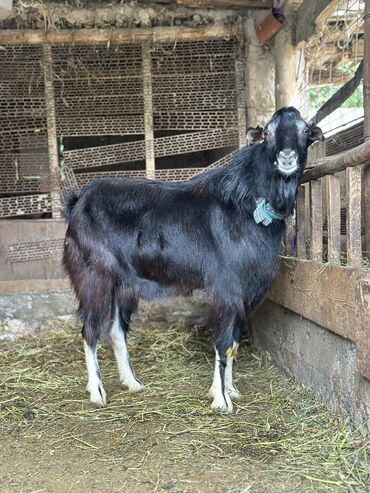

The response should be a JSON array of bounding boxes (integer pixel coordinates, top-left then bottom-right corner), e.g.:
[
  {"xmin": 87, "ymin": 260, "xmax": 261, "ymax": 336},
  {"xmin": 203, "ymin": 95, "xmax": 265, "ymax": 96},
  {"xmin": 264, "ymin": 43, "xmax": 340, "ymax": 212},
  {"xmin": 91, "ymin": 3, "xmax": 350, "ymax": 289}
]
[
  {"xmin": 301, "ymin": 139, "xmax": 370, "ymax": 183},
  {"xmin": 177, "ymin": 0, "xmax": 272, "ymax": 7},
  {"xmin": 0, "ymin": 26, "xmax": 236, "ymax": 45}
]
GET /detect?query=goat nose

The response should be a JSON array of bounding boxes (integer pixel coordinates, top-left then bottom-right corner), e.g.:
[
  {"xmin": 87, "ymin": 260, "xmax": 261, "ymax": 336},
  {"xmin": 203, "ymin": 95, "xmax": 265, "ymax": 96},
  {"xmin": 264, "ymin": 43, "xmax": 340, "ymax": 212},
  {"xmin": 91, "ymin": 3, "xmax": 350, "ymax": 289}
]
[{"xmin": 280, "ymin": 149, "xmax": 296, "ymax": 159}]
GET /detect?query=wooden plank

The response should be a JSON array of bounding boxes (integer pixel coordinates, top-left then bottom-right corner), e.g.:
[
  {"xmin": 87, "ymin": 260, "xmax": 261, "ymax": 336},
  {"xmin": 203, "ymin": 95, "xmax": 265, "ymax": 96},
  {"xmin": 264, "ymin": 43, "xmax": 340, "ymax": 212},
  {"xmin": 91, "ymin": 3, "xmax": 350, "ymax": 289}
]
[
  {"xmin": 309, "ymin": 180, "xmax": 323, "ymax": 262},
  {"xmin": 363, "ymin": 0, "xmax": 370, "ymax": 260},
  {"xmin": 364, "ymin": 0, "xmax": 370, "ymax": 142},
  {"xmin": 43, "ymin": 44, "xmax": 62, "ymax": 219},
  {"xmin": 269, "ymin": 257, "xmax": 370, "ymax": 380},
  {"xmin": 235, "ymin": 19, "xmax": 247, "ymax": 149},
  {"xmin": 142, "ymin": 41, "xmax": 155, "ymax": 180},
  {"xmin": 301, "ymin": 139, "xmax": 370, "ymax": 182},
  {"xmin": 284, "ymin": 217, "xmax": 295, "ymax": 257},
  {"xmin": 296, "ymin": 185, "xmax": 306, "ymax": 258},
  {"xmin": 177, "ymin": 0, "xmax": 272, "ymax": 7},
  {"xmin": 326, "ymin": 175, "xmax": 341, "ymax": 264},
  {"xmin": 346, "ymin": 166, "xmax": 362, "ymax": 267},
  {"xmin": 0, "ymin": 26, "xmax": 236, "ymax": 45}
]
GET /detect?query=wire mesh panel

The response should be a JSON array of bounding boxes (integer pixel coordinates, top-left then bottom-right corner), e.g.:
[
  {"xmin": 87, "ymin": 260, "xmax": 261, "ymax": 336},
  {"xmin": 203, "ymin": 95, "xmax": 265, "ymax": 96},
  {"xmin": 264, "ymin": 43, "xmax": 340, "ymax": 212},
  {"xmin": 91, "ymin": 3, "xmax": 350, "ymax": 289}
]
[
  {"xmin": 7, "ymin": 238, "xmax": 64, "ymax": 263},
  {"xmin": 0, "ymin": 153, "xmax": 50, "ymax": 194},
  {"xmin": 52, "ymin": 44, "xmax": 144, "ymax": 138},
  {"xmin": 0, "ymin": 37, "xmax": 243, "ymax": 223},
  {"xmin": 294, "ymin": 0, "xmax": 365, "ymax": 134},
  {"xmin": 0, "ymin": 45, "xmax": 51, "ymax": 216},
  {"xmin": 75, "ymin": 169, "xmax": 146, "ymax": 188},
  {"xmin": 0, "ymin": 194, "xmax": 52, "ymax": 218},
  {"xmin": 57, "ymin": 37, "xmax": 241, "ymax": 188},
  {"xmin": 152, "ymin": 39, "xmax": 239, "ymax": 137},
  {"xmin": 64, "ymin": 140, "xmax": 146, "ymax": 169}
]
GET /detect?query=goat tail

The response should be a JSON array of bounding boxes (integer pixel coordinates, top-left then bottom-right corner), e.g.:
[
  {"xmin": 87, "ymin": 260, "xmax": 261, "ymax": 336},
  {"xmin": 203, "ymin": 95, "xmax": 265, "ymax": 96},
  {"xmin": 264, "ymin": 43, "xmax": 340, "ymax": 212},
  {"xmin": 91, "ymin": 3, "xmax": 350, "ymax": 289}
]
[{"xmin": 63, "ymin": 191, "xmax": 79, "ymax": 221}]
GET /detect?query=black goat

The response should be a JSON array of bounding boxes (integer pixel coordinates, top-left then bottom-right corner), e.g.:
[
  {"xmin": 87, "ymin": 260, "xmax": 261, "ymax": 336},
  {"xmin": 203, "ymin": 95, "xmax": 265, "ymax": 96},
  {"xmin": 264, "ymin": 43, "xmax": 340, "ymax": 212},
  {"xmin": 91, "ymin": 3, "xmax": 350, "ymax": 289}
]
[{"xmin": 63, "ymin": 107, "xmax": 323, "ymax": 413}]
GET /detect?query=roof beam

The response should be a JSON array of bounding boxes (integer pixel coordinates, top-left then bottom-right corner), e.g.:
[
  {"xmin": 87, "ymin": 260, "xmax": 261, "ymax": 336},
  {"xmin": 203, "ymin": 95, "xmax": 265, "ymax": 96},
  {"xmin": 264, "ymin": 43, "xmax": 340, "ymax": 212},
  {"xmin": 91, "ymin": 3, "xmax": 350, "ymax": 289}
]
[{"xmin": 0, "ymin": 25, "xmax": 236, "ymax": 45}]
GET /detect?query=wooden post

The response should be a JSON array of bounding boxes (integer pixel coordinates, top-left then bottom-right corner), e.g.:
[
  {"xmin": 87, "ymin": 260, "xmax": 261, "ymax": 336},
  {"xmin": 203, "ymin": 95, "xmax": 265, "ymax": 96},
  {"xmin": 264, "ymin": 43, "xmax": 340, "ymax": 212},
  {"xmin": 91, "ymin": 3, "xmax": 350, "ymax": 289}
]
[
  {"xmin": 309, "ymin": 180, "xmax": 323, "ymax": 262},
  {"xmin": 284, "ymin": 216, "xmax": 295, "ymax": 256},
  {"xmin": 235, "ymin": 19, "xmax": 247, "ymax": 149},
  {"xmin": 325, "ymin": 175, "xmax": 341, "ymax": 264},
  {"xmin": 296, "ymin": 185, "xmax": 306, "ymax": 258},
  {"xmin": 142, "ymin": 41, "xmax": 155, "ymax": 180},
  {"xmin": 274, "ymin": 3, "xmax": 296, "ymax": 108},
  {"xmin": 43, "ymin": 44, "xmax": 62, "ymax": 219},
  {"xmin": 363, "ymin": 0, "xmax": 370, "ymax": 259},
  {"xmin": 347, "ymin": 167, "xmax": 362, "ymax": 267}
]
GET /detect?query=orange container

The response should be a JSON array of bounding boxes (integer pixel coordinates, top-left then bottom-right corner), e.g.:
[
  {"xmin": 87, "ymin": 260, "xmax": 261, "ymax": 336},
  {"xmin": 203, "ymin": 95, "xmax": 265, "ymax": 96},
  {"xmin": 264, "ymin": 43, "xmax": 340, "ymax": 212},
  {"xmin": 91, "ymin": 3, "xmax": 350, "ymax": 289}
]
[{"xmin": 256, "ymin": 10, "xmax": 285, "ymax": 44}]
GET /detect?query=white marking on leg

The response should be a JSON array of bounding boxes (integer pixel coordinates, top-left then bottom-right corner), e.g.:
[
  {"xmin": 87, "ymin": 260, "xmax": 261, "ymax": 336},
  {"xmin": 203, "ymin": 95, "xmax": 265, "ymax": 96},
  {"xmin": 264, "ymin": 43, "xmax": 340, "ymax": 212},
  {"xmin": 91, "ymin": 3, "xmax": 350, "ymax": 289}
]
[
  {"xmin": 225, "ymin": 341, "xmax": 241, "ymax": 402},
  {"xmin": 209, "ymin": 348, "xmax": 233, "ymax": 414},
  {"xmin": 111, "ymin": 306, "xmax": 144, "ymax": 393},
  {"xmin": 84, "ymin": 340, "xmax": 107, "ymax": 407}
]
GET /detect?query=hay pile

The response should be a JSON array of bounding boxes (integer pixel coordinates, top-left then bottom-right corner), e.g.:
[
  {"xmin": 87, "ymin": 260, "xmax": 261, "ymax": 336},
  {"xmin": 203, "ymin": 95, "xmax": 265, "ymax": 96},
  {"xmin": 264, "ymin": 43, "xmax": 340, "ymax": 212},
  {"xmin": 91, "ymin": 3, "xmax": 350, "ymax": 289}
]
[{"xmin": 0, "ymin": 309, "xmax": 369, "ymax": 492}]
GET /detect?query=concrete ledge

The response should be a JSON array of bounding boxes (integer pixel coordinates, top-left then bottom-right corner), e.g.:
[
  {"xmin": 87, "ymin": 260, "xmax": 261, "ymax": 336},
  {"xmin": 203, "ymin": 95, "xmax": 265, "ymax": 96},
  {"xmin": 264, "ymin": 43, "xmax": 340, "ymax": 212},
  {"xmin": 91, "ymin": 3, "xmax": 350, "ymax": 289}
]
[
  {"xmin": 252, "ymin": 300, "xmax": 370, "ymax": 427},
  {"xmin": 0, "ymin": 279, "xmax": 76, "ymax": 340}
]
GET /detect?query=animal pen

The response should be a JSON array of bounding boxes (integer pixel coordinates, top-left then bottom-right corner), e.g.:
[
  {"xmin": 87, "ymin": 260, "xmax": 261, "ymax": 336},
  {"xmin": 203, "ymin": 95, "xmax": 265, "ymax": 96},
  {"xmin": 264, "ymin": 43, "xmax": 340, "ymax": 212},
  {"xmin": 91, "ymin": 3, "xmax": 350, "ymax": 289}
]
[{"xmin": 0, "ymin": 1, "xmax": 370, "ymax": 492}]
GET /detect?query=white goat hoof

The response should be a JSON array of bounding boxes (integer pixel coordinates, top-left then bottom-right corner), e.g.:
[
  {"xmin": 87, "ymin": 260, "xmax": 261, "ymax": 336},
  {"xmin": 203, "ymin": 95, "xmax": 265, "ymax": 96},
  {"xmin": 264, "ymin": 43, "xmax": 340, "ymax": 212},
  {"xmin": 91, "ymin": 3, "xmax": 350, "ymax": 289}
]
[
  {"xmin": 210, "ymin": 396, "xmax": 233, "ymax": 414},
  {"xmin": 122, "ymin": 379, "xmax": 145, "ymax": 394},
  {"xmin": 227, "ymin": 387, "xmax": 242, "ymax": 402},
  {"xmin": 88, "ymin": 384, "xmax": 107, "ymax": 408}
]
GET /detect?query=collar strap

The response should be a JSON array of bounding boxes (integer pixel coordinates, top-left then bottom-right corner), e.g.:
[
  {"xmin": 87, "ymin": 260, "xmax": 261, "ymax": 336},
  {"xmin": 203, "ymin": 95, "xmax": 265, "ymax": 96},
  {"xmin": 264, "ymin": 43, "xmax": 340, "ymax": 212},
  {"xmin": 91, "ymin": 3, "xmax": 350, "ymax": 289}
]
[{"xmin": 253, "ymin": 197, "xmax": 286, "ymax": 226}]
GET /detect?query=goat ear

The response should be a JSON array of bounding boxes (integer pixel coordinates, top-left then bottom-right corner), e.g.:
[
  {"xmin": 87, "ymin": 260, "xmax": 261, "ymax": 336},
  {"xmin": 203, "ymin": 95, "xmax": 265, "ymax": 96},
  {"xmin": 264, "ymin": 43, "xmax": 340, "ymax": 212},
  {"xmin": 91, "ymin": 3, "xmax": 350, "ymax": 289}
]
[
  {"xmin": 308, "ymin": 124, "xmax": 325, "ymax": 143},
  {"xmin": 246, "ymin": 125, "xmax": 264, "ymax": 145}
]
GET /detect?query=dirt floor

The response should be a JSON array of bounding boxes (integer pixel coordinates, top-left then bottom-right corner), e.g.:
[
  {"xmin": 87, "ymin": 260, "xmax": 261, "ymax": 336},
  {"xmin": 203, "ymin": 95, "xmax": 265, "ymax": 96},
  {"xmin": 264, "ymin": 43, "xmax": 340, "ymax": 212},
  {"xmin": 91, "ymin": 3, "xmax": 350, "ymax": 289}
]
[{"xmin": 0, "ymin": 299, "xmax": 369, "ymax": 493}]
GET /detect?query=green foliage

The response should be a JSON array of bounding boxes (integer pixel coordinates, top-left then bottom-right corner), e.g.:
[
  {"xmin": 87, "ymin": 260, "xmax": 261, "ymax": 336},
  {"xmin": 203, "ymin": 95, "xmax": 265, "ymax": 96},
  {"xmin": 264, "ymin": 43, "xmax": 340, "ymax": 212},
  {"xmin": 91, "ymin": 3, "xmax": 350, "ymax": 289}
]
[
  {"xmin": 308, "ymin": 62, "xmax": 363, "ymax": 110},
  {"xmin": 309, "ymin": 84, "xmax": 363, "ymax": 110}
]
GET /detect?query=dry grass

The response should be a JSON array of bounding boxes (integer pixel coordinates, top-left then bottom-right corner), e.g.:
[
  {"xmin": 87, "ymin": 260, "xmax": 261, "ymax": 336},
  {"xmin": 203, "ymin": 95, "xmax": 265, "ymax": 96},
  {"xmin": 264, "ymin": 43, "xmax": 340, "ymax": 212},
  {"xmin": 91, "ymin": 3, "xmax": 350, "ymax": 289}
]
[{"xmin": 0, "ymin": 309, "xmax": 369, "ymax": 492}]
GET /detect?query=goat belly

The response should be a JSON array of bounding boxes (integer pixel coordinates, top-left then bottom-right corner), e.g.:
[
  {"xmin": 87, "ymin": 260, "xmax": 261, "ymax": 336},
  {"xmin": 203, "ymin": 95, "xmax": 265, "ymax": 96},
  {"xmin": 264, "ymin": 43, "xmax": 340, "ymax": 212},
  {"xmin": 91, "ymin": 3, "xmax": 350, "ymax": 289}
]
[{"xmin": 132, "ymin": 228, "xmax": 205, "ymax": 296}]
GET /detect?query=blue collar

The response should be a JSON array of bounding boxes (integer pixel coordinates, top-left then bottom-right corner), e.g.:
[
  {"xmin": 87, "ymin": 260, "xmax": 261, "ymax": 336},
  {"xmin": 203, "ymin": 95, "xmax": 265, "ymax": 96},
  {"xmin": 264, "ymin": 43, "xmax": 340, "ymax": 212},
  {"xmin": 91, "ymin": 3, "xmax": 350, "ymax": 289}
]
[{"xmin": 253, "ymin": 197, "xmax": 286, "ymax": 226}]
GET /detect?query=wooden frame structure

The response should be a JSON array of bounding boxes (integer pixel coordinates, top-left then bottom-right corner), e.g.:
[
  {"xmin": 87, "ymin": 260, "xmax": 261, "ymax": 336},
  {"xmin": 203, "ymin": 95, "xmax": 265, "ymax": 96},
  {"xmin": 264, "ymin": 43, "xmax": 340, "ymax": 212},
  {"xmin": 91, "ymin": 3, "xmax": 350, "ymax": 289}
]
[
  {"xmin": 273, "ymin": 0, "xmax": 370, "ymax": 381},
  {"xmin": 0, "ymin": 24, "xmax": 246, "ymax": 221}
]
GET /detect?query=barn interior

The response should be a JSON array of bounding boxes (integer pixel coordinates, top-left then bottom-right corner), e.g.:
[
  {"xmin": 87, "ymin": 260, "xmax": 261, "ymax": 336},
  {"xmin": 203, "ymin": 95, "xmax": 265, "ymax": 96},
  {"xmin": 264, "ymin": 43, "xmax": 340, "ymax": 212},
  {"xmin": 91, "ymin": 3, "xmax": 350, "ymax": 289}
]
[{"xmin": 0, "ymin": 1, "xmax": 370, "ymax": 491}]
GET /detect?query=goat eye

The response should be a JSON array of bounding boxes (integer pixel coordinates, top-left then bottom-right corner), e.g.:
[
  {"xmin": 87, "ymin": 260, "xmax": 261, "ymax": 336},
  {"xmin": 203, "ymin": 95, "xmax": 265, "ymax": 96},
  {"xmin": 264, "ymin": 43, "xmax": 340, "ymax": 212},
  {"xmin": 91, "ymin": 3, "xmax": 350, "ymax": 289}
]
[
  {"xmin": 264, "ymin": 129, "xmax": 270, "ymax": 137},
  {"xmin": 303, "ymin": 128, "xmax": 309, "ymax": 135}
]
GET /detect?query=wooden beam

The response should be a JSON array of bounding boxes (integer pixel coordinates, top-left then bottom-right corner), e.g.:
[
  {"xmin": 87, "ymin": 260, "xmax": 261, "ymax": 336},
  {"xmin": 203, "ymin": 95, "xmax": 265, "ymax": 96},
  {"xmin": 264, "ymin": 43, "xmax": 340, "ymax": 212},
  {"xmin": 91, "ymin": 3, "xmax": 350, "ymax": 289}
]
[
  {"xmin": 0, "ymin": 25, "xmax": 236, "ymax": 45},
  {"xmin": 284, "ymin": 217, "xmax": 295, "ymax": 256},
  {"xmin": 363, "ymin": 0, "xmax": 370, "ymax": 260},
  {"xmin": 301, "ymin": 139, "xmax": 370, "ymax": 183},
  {"xmin": 177, "ymin": 0, "xmax": 272, "ymax": 7},
  {"xmin": 142, "ymin": 41, "xmax": 155, "ymax": 180},
  {"xmin": 296, "ymin": 185, "xmax": 306, "ymax": 258},
  {"xmin": 294, "ymin": 0, "xmax": 338, "ymax": 47},
  {"xmin": 269, "ymin": 257, "xmax": 370, "ymax": 380},
  {"xmin": 309, "ymin": 180, "xmax": 323, "ymax": 262},
  {"xmin": 235, "ymin": 19, "xmax": 247, "ymax": 149},
  {"xmin": 274, "ymin": 3, "xmax": 296, "ymax": 108},
  {"xmin": 346, "ymin": 166, "xmax": 362, "ymax": 267},
  {"xmin": 325, "ymin": 175, "xmax": 341, "ymax": 264},
  {"xmin": 43, "ymin": 44, "xmax": 62, "ymax": 219}
]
